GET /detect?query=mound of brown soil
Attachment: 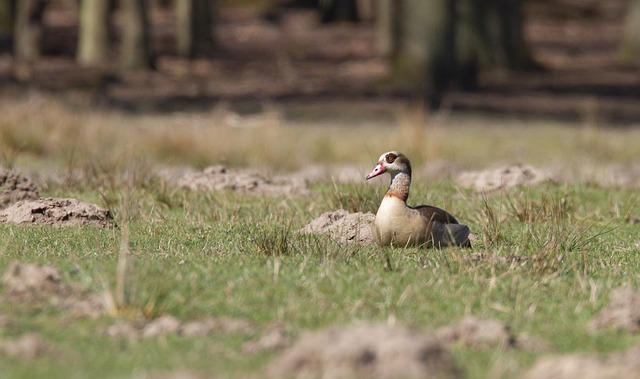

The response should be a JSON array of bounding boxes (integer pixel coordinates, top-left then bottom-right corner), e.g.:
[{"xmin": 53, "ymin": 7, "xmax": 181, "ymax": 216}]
[
  {"xmin": 2, "ymin": 261, "xmax": 62, "ymax": 295},
  {"xmin": 522, "ymin": 345, "xmax": 640, "ymax": 379},
  {"xmin": 158, "ymin": 165, "xmax": 309, "ymax": 196},
  {"xmin": 456, "ymin": 164, "xmax": 551, "ymax": 192},
  {"xmin": 0, "ymin": 333, "xmax": 56, "ymax": 361},
  {"xmin": 300, "ymin": 209, "xmax": 375, "ymax": 245},
  {"xmin": 436, "ymin": 316, "xmax": 550, "ymax": 352},
  {"xmin": 437, "ymin": 316, "xmax": 515, "ymax": 348},
  {"xmin": 0, "ymin": 168, "xmax": 39, "ymax": 209},
  {"xmin": 1, "ymin": 261, "xmax": 104, "ymax": 317},
  {"xmin": 244, "ymin": 323, "xmax": 291, "ymax": 353},
  {"xmin": 589, "ymin": 285, "xmax": 640, "ymax": 333},
  {"xmin": 266, "ymin": 323, "xmax": 459, "ymax": 379},
  {"xmin": 0, "ymin": 197, "xmax": 112, "ymax": 227},
  {"xmin": 106, "ymin": 315, "xmax": 257, "ymax": 340}
]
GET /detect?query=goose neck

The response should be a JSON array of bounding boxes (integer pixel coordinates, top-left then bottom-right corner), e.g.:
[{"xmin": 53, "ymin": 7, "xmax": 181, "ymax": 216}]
[{"xmin": 386, "ymin": 172, "xmax": 411, "ymax": 202}]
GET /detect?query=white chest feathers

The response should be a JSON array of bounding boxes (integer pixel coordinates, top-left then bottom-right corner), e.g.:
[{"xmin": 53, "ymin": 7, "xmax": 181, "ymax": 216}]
[{"xmin": 373, "ymin": 196, "xmax": 429, "ymax": 246}]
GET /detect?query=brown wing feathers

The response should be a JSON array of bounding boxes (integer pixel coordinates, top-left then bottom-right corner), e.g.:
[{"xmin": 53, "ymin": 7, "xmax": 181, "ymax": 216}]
[{"xmin": 412, "ymin": 205, "xmax": 460, "ymax": 224}]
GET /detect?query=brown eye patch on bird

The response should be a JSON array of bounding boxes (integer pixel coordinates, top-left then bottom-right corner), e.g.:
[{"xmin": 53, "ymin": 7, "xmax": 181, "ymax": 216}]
[{"xmin": 385, "ymin": 153, "xmax": 397, "ymax": 164}]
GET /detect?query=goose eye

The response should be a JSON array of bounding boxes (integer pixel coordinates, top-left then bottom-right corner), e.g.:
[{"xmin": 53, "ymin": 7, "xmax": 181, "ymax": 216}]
[{"xmin": 385, "ymin": 153, "xmax": 397, "ymax": 164}]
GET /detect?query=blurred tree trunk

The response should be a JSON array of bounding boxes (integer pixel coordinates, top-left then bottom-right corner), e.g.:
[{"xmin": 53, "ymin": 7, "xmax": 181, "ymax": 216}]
[
  {"xmin": 376, "ymin": 0, "xmax": 398, "ymax": 57},
  {"xmin": 120, "ymin": 0, "xmax": 154, "ymax": 69},
  {"xmin": 14, "ymin": 0, "xmax": 45, "ymax": 61},
  {"xmin": 176, "ymin": 0, "xmax": 215, "ymax": 58},
  {"xmin": 621, "ymin": 0, "xmax": 640, "ymax": 64},
  {"xmin": 384, "ymin": 0, "xmax": 536, "ymax": 96},
  {"xmin": 320, "ymin": 0, "xmax": 359, "ymax": 23},
  {"xmin": 389, "ymin": 0, "xmax": 456, "ymax": 95},
  {"xmin": 0, "ymin": 0, "xmax": 15, "ymax": 38},
  {"xmin": 77, "ymin": 0, "xmax": 111, "ymax": 66},
  {"xmin": 472, "ymin": 0, "xmax": 537, "ymax": 70}
]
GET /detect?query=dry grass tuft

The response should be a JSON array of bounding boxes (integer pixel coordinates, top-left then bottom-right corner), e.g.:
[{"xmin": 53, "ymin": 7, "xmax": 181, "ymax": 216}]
[{"xmin": 3, "ymin": 93, "xmax": 640, "ymax": 184}]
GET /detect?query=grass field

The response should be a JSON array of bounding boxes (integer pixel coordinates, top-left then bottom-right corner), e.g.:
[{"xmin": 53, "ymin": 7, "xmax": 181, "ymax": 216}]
[{"xmin": 1, "ymin": 95, "xmax": 640, "ymax": 378}]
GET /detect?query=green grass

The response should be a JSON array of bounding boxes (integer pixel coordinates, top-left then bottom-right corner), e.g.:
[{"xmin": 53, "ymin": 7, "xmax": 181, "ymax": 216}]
[
  {"xmin": 1, "ymin": 179, "xmax": 639, "ymax": 379},
  {"xmin": 1, "ymin": 95, "xmax": 640, "ymax": 378}
]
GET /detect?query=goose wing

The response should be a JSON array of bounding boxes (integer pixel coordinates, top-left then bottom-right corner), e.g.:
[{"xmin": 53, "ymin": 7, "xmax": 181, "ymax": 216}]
[
  {"xmin": 412, "ymin": 205, "xmax": 459, "ymax": 224},
  {"xmin": 413, "ymin": 205, "xmax": 471, "ymax": 247}
]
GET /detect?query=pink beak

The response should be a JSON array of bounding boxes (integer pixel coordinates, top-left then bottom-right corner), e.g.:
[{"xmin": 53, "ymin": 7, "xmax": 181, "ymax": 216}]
[{"xmin": 365, "ymin": 163, "xmax": 385, "ymax": 180}]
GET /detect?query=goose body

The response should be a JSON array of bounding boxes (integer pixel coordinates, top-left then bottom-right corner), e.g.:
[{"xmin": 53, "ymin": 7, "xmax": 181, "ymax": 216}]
[{"xmin": 366, "ymin": 151, "xmax": 471, "ymax": 248}]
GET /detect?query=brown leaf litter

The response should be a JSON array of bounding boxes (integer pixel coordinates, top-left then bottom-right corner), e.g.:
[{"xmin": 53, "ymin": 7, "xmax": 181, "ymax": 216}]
[
  {"xmin": 521, "ymin": 345, "xmax": 640, "ymax": 379},
  {"xmin": 266, "ymin": 323, "xmax": 460, "ymax": 379},
  {"xmin": 588, "ymin": 285, "xmax": 640, "ymax": 333},
  {"xmin": 1, "ymin": 261, "xmax": 104, "ymax": 318},
  {"xmin": 0, "ymin": 197, "xmax": 112, "ymax": 227},
  {"xmin": 456, "ymin": 164, "xmax": 551, "ymax": 192},
  {"xmin": 0, "ymin": 167, "xmax": 39, "ymax": 209},
  {"xmin": 299, "ymin": 209, "xmax": 375, "ymax": 245},
  {"xmin": 158, "ymin": 165, "xmax": 309, "ymax": 196}
]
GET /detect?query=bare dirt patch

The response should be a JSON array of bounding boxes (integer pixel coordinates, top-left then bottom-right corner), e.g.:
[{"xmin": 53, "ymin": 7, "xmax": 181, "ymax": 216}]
[
  {"xmin": 266, "ymin": 323, "xmax": 459, "ymax": 379},
  {"xmin": 0, "ymin": 333, "xmax": 57, "ymax": 361},
  {"xmin": 158, "ymin": 165, "xmax": 309, "ymax": 196},
  {"xmin": 0, "ymin": 197, "xmax": 112, "ymax": 227},
  {"xmin": 0, "ymin": 168, "xmax": 39, "ymax": 210},
  {"xmin": 521, "ymin": 345, "xmax": 640, "ymax": 379},
  {"xmin": 1, "ymin": 261, "xmax": 104, "ymax": 317},
  {"xmin": 300, "ymin": 209, "xmax": 375, "ymax": 245},
  {"xmin": 588, "ymin": 285, "xmax": 640, "ymax": 334},
  {"xmin": 456, "ymin": 164, "xmax": 551, "ymax": 192}
]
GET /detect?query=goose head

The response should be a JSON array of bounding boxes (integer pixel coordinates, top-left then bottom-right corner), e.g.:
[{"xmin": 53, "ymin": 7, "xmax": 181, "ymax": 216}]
[{"xmin": 365, "ymin": 151, "xmax": 412, "ymax": 180}]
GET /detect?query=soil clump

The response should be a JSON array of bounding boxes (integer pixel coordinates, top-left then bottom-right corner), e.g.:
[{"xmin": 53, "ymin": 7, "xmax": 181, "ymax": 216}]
[
  {"xmin": 300, "ymin": 209, "xmax": 375, "ymax": 245},
  {"xmin": 0, "ymin": 197, "xmax": 112, "ymax": 227}
]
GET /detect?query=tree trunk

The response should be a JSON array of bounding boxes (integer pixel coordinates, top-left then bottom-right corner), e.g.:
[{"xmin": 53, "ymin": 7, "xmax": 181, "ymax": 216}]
[
  {"xmin": 176, "ymin": 0, "xmax": 215, "ymax": 58},
  {"xmin": 384, "ymin": 0, "xmax": 536, "ymax": 96},
  {"xmin": 389, "ymin": 0, "xmax": 456, "ymax": 95},
  {"xmin": 453, "ymin": 0, "xmax": 480, "ymax": 89},
  {"xmin": 120, "ymin": 0, "xmax": 153, "ymax": 69},
  {"xmin": 77, "ymin": 0, "xmax": 111, "ymax": 66},
  {"xmin": 320, "ymin": 0, "xmax": 359, "ymax": 23},
  {"xmin": 14, "ymin": 0, "xmax": 45, "ymax": 61},
  {"xmin": 621, "ymin": 0, "xmax": 640, "ymax": 64},
  {"xmin": 376, "ymin": 0, "xmax": 398, "ymax": 57},
  {"xmin": 473, "ymin": 0, "xmax": 537, "ymax": 70},
  {"xmin": 0, "ymin": 0, "xmax": 15, "ymax": 38}
]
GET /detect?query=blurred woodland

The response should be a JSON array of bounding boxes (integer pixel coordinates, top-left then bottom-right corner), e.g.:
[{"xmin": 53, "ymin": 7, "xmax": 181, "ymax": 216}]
[{"xmin": 0, "ymin": 0, "xmax": 640, "ymax": 123}]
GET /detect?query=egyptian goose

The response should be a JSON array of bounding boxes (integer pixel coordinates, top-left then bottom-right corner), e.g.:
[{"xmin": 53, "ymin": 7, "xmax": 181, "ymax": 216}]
[{"xmin": 366, "ymin": 151, "xmax": 471, "ymax": 248}]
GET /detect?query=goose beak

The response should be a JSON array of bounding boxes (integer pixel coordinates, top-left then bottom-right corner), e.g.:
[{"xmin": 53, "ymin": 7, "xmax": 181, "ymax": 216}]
[{"xmin": 366, "ymin": 163, "xmax": 385, "ymax": 180}]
